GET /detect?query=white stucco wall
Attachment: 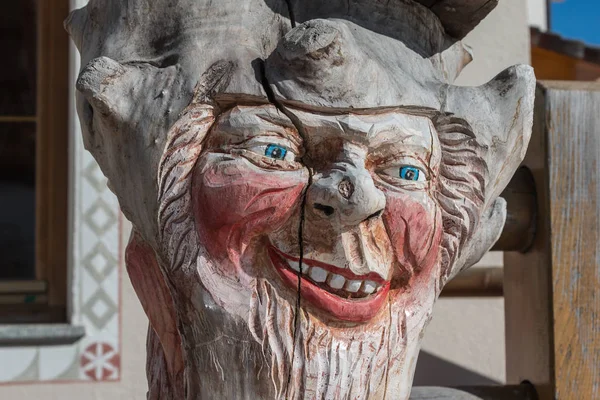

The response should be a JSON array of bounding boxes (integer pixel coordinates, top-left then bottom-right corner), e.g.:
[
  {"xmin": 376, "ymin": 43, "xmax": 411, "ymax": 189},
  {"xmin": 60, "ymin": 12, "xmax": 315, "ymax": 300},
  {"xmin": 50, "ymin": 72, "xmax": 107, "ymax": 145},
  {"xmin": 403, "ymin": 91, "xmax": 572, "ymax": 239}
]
[
  {"xmin": 0, "ymin": 220, "xmax": 149, "ymax": 400},
  {"xmin": 527, "ymin": 0, "xmax": 548, "ymax": 31},
  {"xmin": 0, "ymin": 0, "xmax": 531, "ymax": 398},
  {"xmin": 455, "ymin": 0, "xmax": 531, "ymax": 87}
]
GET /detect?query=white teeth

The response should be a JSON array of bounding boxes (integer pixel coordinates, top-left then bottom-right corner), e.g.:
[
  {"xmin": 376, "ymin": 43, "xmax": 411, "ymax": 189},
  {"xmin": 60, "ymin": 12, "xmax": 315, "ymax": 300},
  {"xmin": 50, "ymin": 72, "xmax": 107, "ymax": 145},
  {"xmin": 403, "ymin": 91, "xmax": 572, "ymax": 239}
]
[
  {"xmin": 288, "ymin": 260, "xmax": 300, "ymax": 272},
  {"xmin": 309, "ymin": 267, "xmax": 328, "ymax": 283},
  {"xmin": 328, "ymin": 274, "xmax": 346, "ymax": 290},
  {"xmin": 345, "ymin": 280, "xmax": 362, "ymax": 293},
  {"xmin": 362, "ymin": 280, "xmax": 378, "ymax": 294},
  {"xmin": 287, "ymin": 260, "xmax": 308, "ymax": 273},
  {"xmin": 284, "ymin": 258, "xmax": 382, "ymax": 296}
]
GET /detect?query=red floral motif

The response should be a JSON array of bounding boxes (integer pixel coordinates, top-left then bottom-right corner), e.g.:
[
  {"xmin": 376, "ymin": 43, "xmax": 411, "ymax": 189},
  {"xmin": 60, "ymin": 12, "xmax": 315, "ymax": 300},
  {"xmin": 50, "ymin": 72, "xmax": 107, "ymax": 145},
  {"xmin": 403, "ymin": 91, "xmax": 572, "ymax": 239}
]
[{"xmin": 80, "ymin": 342, "xmax": 120, "ymax": 381}]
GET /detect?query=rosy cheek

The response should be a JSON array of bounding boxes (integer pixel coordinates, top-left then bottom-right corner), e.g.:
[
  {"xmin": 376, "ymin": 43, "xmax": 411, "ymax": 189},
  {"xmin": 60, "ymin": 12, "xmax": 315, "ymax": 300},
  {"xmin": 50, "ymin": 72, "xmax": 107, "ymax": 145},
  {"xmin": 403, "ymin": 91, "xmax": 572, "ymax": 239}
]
[
  {"xmin": 192, "ymin": 156, "xmax": 307, "ymax": 267},
  {"xmin": 383, "ymin": 191, "xmax": 442, "ymax": 274}
]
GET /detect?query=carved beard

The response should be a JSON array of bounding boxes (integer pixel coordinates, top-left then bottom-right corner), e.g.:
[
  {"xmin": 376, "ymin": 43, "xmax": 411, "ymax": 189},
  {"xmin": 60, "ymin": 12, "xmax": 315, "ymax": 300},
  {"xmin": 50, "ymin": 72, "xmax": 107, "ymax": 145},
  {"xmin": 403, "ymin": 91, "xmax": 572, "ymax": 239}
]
[
  {"xmin": 152, "ymin": 105, "xmax": 468, "ymax": 399},
  {"xmin": 174, "ymin": 260, "xmax": 411, "ymax": 400},
  {"xmin": 162, "ymin": 180, "xmax": 416, "ymax": 400},
  {"xmin": 247, "ymin": 278, "xmax": 409, "ymax": 400}
]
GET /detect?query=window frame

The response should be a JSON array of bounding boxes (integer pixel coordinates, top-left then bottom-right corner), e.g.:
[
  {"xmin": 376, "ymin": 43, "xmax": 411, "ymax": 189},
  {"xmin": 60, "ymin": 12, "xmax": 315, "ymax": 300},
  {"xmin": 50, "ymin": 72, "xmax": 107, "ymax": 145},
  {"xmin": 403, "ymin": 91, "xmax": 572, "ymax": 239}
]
[{"xmin": 0, "ymin": 0, "xmax": 70, "ymax": 324}]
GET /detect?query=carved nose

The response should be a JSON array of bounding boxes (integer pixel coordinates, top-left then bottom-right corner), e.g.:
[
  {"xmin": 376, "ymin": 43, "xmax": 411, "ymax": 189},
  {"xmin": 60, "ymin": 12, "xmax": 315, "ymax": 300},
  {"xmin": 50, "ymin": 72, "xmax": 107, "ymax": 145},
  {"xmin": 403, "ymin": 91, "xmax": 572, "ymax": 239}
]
[
  {"xmin": 314, "ymin": 203, "xmax": 335, "ymax": 216},
  {"xmin": 308, "ymin": 165, "xmax": 386, "ymax": 226}
]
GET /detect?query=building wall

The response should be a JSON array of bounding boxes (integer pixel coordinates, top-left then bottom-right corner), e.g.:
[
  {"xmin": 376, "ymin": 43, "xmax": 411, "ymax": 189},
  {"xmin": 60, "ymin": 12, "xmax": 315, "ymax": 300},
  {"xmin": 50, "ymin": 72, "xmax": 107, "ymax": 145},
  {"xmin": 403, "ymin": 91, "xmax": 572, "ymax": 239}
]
[
  {"xmin": 0, "ymin": 0, "xmax": 531, "ymax": 398},
  {"xmin": 0, "ymin": 220, "xmax": 148, "ymax": 400},
  {"xmin": 0, "ymin": 0, "xmax": 148, "ymax": 397},
  {"xmin": 0, "ymin": 0, "xmax": 125, "ymax": 388},
  {"xmin": 527, "ymin": 0, "xmax": 548, "ymax": 31}
]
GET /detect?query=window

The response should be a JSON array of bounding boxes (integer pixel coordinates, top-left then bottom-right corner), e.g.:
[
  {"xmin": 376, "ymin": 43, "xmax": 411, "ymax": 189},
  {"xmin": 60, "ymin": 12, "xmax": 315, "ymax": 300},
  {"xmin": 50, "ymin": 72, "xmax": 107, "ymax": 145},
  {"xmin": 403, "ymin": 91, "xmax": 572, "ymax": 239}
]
[{"xmin": 0, "ymin": 1, "xmax": 69, "ymax": 323}]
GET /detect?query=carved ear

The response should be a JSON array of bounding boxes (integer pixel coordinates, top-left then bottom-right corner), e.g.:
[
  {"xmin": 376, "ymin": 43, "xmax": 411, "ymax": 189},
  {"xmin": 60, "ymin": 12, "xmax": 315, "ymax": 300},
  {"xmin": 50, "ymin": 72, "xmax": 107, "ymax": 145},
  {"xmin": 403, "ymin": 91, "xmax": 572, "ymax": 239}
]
[
  {"xmin": 442, "ymin": 65, "xmax": 535, "ymax": 279},
  {"xmin": 448, "ymin": 197, "xmax": 506, "ymax": 281},
  {"xmin": 445, "ymin": 64, "xmax": 536, "ymax": 210}
]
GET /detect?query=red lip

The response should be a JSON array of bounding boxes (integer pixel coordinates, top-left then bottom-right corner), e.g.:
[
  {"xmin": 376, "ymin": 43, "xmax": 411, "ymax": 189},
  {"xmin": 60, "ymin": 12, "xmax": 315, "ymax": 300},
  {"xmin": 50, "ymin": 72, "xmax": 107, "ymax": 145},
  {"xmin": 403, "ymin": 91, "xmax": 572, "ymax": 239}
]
[{"xmin": 268, "ymin": 246, "xmax": 390, "ymax": 322}]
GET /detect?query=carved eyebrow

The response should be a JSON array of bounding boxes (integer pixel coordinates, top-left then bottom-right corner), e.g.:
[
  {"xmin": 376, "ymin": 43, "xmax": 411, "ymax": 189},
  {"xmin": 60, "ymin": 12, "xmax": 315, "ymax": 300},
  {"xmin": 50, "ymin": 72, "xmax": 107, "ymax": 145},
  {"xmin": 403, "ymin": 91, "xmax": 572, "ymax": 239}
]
[
  {"xmin": 368, "ymin": 119, "xmax": 442, "ymax": 172},
  {"xmin": 254, "ymin": 113, "xmax": 303, "ymax": 146},
  {"xmin": 370, "ymin": 141, "xmax": 433, "ymax": 159},
  {"xmin": 222, "ymin": 110, "xmax": 303, "ymax": 146},
  {"xmin": 255, "ymin": 112, "xmax": 297, "ymax": 130},
  {"xmin": 367, "ymin": 127, "xmax": 433, "ymax": 150}
]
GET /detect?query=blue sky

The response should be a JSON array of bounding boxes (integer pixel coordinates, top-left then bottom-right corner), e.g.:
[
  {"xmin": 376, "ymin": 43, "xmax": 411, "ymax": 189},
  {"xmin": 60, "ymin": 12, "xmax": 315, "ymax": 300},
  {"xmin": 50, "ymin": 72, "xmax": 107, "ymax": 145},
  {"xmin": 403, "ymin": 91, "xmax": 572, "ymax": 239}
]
[{"xmin": 551, "ymin": 0, "xmax": 600, "ymax": 46}]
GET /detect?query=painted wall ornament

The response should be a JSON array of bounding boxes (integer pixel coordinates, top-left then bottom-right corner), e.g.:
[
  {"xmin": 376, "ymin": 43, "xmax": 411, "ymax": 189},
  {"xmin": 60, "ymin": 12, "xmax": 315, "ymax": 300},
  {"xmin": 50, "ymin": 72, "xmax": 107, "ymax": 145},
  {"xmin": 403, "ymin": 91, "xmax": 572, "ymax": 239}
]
[{"xmin": 67, "ymin": 1, "xmax": 535, "ymax": 398}]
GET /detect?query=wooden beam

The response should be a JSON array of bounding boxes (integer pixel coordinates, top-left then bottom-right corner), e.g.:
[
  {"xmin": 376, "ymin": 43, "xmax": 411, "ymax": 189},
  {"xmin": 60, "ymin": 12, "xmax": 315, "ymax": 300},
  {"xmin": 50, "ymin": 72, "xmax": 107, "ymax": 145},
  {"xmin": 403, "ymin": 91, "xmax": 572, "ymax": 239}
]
[
  {"xmin": 504, "ymin": 81, "xmax": 600, "ymax": 400},
  {"xmin": 532, "ymin": 47, "xmax": 600, "ymax": 82},
  {"xmin": 35, "ymin": 0, "xmax": 70, "ymax": 312},
  {"xmin": 441, "ymin": 267, "xmax": 503, "ymax": 297},
  {"xmin": 492, "ymin": 167, "xmax": 537, "ymax": 252}
]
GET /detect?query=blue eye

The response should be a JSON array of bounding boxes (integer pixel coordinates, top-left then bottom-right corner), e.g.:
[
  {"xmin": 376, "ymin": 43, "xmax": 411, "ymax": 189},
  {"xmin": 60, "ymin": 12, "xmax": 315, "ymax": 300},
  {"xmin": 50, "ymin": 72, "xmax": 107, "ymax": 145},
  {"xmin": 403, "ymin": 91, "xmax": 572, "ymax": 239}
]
[
  {"xmin": 399, "ymin": 166, "xmax": 420, "ymax": 181},
  {"xmin": 265, "ymin": 144, "xmax": 288, "ymax": 160}
]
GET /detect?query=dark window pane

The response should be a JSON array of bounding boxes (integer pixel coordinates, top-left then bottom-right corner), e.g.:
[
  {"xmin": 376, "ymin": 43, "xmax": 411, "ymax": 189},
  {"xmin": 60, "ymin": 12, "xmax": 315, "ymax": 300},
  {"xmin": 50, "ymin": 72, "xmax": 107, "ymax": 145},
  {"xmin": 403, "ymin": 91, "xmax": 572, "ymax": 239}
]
[
  {"xmin": 0, "ymin": 1, "xmax": 37, "ymax": 116},
  {"xmin": 0, "ymin": 123, "xmax": 36, "ymax": 280}
]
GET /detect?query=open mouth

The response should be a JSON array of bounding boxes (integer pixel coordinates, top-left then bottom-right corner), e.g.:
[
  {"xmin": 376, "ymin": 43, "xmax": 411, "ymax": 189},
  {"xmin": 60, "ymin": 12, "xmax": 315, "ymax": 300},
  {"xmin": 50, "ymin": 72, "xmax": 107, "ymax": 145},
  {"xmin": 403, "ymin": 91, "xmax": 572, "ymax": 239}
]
[{"xmin": 268, "ymin": 246, "xmax": 390, "ymax": 322}]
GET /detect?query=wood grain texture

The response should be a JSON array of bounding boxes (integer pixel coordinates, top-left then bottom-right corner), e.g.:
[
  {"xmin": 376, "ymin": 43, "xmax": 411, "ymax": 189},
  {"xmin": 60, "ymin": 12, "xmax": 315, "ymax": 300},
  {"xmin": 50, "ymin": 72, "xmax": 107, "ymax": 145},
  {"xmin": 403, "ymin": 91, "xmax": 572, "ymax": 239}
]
[
  {"xmin": 35, "ymin": 0, "xmax": 69, "ymax": 311},
  {"xmin": 505, "ymin": 81, "xmax": 600, "ymax": 400},
  {"xmin": 547, "ymin": 81, "xmax": 600, "ymax": 399}
]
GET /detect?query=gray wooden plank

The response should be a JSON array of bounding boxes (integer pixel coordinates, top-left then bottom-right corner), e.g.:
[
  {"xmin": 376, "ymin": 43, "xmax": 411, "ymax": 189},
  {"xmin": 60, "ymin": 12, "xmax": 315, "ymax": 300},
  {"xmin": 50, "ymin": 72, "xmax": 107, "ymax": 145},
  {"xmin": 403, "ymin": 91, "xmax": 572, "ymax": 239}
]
[{"xmin": 504, "ymin": 81, "xmax": 600, "ymax": 400}]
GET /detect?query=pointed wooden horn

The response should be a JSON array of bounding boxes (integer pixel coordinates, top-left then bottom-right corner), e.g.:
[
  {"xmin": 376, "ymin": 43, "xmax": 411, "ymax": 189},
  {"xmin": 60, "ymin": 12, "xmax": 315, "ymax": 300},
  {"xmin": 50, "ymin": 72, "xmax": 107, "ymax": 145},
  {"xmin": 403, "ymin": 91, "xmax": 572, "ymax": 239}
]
[
  {"xmin": 445, "ymin": 64, "xmax": 536, "ymax": 209},
  {"xmin": 442, "ymin": 64, "xmax": 535, "ymax": 280},
  {"xmin": 75, "ymin": 56, "xmax": 190, "ymax": 246}
]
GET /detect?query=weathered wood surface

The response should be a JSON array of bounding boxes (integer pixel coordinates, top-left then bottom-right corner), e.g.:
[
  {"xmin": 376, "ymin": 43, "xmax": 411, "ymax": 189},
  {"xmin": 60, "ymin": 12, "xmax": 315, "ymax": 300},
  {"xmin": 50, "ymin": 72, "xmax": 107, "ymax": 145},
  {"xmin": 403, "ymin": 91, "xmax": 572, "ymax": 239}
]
[
  {"xmin": 504, "ymin": 81, "xmax": 600, "ymax": 400},
  {"xmin": 410, "ymin": 385, "xmax": 537, "ymax": 400},
  {"xmin": 67, "ymin": 1, "xmax": 534, "ymax": 398}
]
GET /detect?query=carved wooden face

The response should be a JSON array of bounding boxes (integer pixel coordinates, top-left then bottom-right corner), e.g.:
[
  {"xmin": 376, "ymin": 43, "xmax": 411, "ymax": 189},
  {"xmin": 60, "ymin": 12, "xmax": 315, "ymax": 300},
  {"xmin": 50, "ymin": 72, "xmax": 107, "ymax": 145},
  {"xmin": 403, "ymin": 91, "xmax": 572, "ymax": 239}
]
[{"xmin": 192, "ymin": 104, "xmax": 443, "ymax": 323}]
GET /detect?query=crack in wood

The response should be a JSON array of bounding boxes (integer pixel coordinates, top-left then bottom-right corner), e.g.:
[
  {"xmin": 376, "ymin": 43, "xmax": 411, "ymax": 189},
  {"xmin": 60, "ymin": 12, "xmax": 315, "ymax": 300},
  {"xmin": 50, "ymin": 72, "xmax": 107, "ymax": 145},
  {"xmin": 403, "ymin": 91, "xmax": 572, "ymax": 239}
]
[
  {"xmin": 256, "ymin": 59, "xmax": 315, "ymax": 395},
  {"xmin": 284, "ymin": 0, "xmax": 296, "ymax": 28}
]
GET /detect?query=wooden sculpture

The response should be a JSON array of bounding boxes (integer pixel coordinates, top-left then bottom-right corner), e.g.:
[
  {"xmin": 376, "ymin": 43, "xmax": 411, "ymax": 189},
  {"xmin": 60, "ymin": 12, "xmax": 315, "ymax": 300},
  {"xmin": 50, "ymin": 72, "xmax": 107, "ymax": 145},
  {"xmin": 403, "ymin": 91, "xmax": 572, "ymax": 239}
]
[{"xmin": 67, "ymin": 1, "xmax": 535, "ymax": 398}]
